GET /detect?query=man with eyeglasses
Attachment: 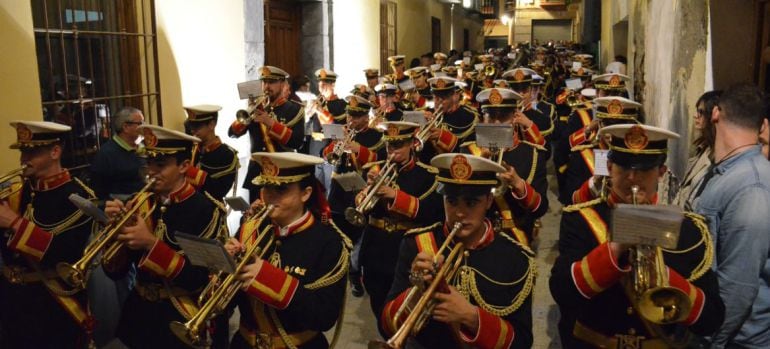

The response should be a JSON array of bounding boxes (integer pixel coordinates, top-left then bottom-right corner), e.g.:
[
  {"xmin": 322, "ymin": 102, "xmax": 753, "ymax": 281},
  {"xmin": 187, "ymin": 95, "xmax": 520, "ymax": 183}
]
[
  {"xmin": 88, "ymin": 106, "xmax": 147, "ymax": 346},
  {"xmin": 90, "ymin": 106, "xmax": 147, "ymax": 202}
]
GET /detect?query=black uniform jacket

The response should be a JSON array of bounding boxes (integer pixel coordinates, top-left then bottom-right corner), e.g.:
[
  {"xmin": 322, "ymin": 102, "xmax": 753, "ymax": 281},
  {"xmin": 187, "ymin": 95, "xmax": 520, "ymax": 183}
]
[
  {"xmin": 231, "ymin": 211, "xmax": 349, "ymax": 349},
  {"xmin": 383, "ymin": 220, "xmax": 535, "ymax": 349},
  {"xmin": 549, "ymin": 199, "xmax": 725, "ymax": 348}
]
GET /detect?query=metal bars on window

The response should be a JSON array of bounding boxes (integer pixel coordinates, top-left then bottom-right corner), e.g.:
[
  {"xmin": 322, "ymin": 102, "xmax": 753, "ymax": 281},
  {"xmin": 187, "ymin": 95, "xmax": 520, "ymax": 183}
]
[{"xmin": 30, "ymin": 0, "xmax": 161, "ymax": 171}]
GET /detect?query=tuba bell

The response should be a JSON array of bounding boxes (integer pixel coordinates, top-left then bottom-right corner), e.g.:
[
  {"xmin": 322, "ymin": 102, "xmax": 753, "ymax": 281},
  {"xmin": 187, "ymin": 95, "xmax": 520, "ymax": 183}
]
[{"xmin": 627, "ymin": 185, "xmax": 691, "ymax": 324}]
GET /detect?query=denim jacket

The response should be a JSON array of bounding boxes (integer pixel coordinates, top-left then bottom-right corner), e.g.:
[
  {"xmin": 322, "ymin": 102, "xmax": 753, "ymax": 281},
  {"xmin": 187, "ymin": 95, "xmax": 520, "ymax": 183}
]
[{"xmin": 696, "ymin": 145, "xmax": 770, "ymax": 348}]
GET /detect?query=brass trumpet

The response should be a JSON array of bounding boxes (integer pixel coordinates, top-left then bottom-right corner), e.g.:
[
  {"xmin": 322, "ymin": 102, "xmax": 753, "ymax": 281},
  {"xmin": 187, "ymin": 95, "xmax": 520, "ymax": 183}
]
[
  {"xmin": 628, "ymin": 185, "xmax": 691, "ymax": 324},
  {"xmin": 414, "ymin": 104, "xmax": 444, "ymax": 152},
  {"xmin": 369, "ymin": 222, "xmax": 465, "ymax": 349},
  {"xmin": 344, "ymin": 157, "xmax": 398, "ymax": 227},
  {"xmin": 56, "ymin": 178, "xmax": 157, "ymax": 290},
  {"xmin": 327, "ymin": 127, "xmax": 360, "ymax": 167},
  {"xmin": 0, "ymin": 166, "xmax": 26, "ymax": 200},
  {"xmin": 170, "ymin": 204, "xmax": 275, "ymax": 348},
  {"xmin": 235, "ymin": 95, "xmax": 271, "ymax": 125}
]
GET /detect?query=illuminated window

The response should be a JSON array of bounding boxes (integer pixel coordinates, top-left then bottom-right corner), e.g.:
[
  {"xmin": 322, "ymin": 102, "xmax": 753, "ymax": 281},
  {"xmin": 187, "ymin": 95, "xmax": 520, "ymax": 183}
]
[{"xmin": 30, "ymin": 0, "xmax": 161, "ymax": 171}]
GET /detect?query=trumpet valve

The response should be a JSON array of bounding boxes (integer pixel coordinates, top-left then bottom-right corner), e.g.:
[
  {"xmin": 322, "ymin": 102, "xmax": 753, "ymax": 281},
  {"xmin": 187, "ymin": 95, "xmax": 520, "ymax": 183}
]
[{"xmin": 56, "ymin": 262, "xmax": 86, "ymax": 289}]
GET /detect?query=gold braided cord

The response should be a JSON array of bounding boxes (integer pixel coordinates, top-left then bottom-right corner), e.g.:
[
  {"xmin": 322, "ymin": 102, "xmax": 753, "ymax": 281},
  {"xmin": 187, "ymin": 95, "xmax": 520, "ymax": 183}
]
[
  {"xmin": 594, "ymin": 111, "xmax": 637, "ymax": 120},
  {"xmin": 562, "ymin": 198, "xmax": 603, "ymax": 212},
  {"xmin": 526, "ymin": 147, "xmax": 538, "ymax": 183},
  {"xmin": 253, "ymin": 173, "xmax": 312, "ymax": 186},
  {"xmin": 415, "ymin": 162, "xmax": 439, "ymax": 174},
  {"xmin": 437, "ymin": 178, "xmax": 498, "ymax": 186},
  {"xmin": 329, "ymin": 219, "xmax": 353, "ymax": 250},
  {"xmin": 520, "ymin": 140, "xmax": 546, "ymax": 151},
  {"xmin": 419, "ymin": 177, "xmax": 441, "ymax": 200},
  {"xmin": 269, "ymin": 307, "xmax": 299, "ymax": 349},
  {"xmin": 457, "ymin": 244, "xmax": 535, "ymax": 317},
  {"xmin": 569, "ymin": 143, "xmax": 595, "ymax": 152},
  {"xmin": 304, "ymin": 242, "xmax": 349, "ymax": 290},
  {"xmin": 454, "ymin": 114, "xmax": 479, "ymax": 140},
  {"xmin": 29, "ymin": 204, "xmax": 87, "ymax": 236},
  {"xmin": 207, "ymin": 152, "xmax": 240, "ymax": 179},
  {"xmin": 667, "ymin": 213, "xmax": 713, "ymax": 282},
  {"xmin": 282, "ymin": 103, "xmax": 306, "ymax": 128}
]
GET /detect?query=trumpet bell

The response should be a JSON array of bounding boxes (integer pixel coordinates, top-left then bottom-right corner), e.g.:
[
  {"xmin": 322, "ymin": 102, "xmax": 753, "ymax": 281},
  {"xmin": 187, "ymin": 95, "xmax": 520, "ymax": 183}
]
[
  {"xmin": 235, "ymin": 109, "xmax": 252, "ymax": 124},
  {"xmin": 344, "ymin": 207, "xmax": 366, "ymax": 227},
  {"xmin": 56, "ymin": 262, "xmax": 87, "ymax": 289},
  {"xmin": 638, "ymin": 286, "xmax": 692, "ymax": 324},
  {"xmin": 169, "ymin": 320, "xmax": 209, "ymax": 349}
]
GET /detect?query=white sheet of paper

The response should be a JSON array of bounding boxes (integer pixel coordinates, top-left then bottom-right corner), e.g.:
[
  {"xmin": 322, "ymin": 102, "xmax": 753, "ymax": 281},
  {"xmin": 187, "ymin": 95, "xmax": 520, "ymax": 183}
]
[
  {"xmin": 175, "ymin": 232, "xmax": 236, "ymax": 273},
  {"xmin": 323, "ymin": 124, "xmax": 345, "ymax": 140},
  {"xmin": 565, "ymin": 78, "xmax": 583, "ymax": 90},
  {"xmin": 333, "ymin": 172, "xmax": 367, "ymax": 192},
  {"xmin": 611, "ymin": 204, "xmax": 684, "ymax": 249},
  {"xmin": 237, "ymin": 80, "xmax": 262, "ymax": 100},
  {"xmin": 403, "ymin": 111, "xmax": 426, "ymax": 126},
  {"xmin": 430, "ymin": 63, "xmax": 441, "ymax": 72},
  {"xmin": 476, "ymin": 123, "xmax": 514, "ymax": 149},
  {"xmin": 593, "ymin": 149, "xmax": 609, "ymax": 176},
  {"xmin": 572, "ymin": 61, "xmax": 583, "ymax": 71},
  {"xmin": 399, "ymin": 79, "xmax": 416, "ymax": 91},
  {"xmin": 463, "ymin": 57, "xmax": 472, "ymax": 65},
  {"xmin": 474, "ymin": 63, "xmax": 484, "ymax": 71}
]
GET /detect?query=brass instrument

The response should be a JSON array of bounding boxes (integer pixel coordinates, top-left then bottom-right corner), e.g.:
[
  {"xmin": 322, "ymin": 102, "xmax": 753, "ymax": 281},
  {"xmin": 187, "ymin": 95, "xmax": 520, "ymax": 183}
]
[
  {"xmin": 369, "ymin": 222, "xmax": 465, "ymax": 349},
  {"xmin": 235, "ymin": 95, "xmax": 272, "ymax": 125},
  {"xmin": 56, "ymin": 178, "xmax": 157, "ymax": 290},
  {"xmin": 414, "ymin": 104, "xmax": 444, "ymax": 152},
  {"xmin": 0, "ymin": 166, "xmax": 26, "ymax": 200},
  {"xmin": 170, "ymin": 205, "xmax": 275, "ymax": 348},
  {"xmin": 344, "ymin": 157, "xmax": 398, "ymax": 227},
  {"xmin": 484, "ymin": 64, "xmax": 496, "ymax": 79},
  {"xmin": 327, "ymin": 127, "xmax": 360, "ymax": 166},
  {"xmin": 627, "ymin": 185, "xmax": 691, "ymax": 324}
]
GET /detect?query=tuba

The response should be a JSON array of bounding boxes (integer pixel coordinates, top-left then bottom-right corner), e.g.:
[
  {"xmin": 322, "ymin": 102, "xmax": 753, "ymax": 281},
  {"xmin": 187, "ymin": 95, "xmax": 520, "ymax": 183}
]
[
  {"xmin": 414, "ymin": 104, "xmax": 444, "ymax": 152},
  {"xmin": 170, "ymin": 205, "xmax": 275, "ymax": 348},
  {"xmin": 369, "ymin": 222, "xmax": 465, "ymax": 349},
  {"xmin": 627, "ymin": 185, "xmax": 691, "ymax": 324},
  {"xmin": 56, "ymin": 178, "xmax": 157, "ymax": 290},
  {"xmin": 235, "ymin": 95, "xmax": 271, "ymax": 125},
  {"xmin": 0, "ymin": 166, "xmax": 26, "ymax": 200},
  {"xmin": 344, "ymin": 157, "xmax": 398, "ymax": 227}
]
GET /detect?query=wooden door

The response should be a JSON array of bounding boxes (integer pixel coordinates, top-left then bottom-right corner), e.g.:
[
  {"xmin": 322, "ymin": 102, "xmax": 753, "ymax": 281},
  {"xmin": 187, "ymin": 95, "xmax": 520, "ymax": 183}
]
[
  {"xmin": 265, "ymin": 0, "xmax": 302, "ymax": 77},
  {"xmin": 756, "ymin": 0, "xmax": 770, "ymax": 92}
]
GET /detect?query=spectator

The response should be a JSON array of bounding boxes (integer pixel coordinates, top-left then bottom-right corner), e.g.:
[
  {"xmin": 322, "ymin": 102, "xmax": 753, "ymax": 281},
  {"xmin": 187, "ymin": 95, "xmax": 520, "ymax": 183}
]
[
  {"xmin": 673, "ymin": 90, "xmax": 720, "ymax": 210},
  {"xmin": 696, "ymin": 83, "xmax": 770, "ymax": 348},
  {"xmin": 90, "ymin": 106, "xmax": 146, "ymax": 200},
  {"xmin": 419, "ymin": 52, "xmax": 433, "ymax": 67},
  {"xmin": 760, "ymin": 96, "xmax": 770, "ymax": 159}
]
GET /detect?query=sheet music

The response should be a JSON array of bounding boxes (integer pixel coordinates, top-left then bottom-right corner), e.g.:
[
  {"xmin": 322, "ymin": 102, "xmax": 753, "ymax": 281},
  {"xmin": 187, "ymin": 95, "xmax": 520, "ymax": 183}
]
[
  {"xmin": 593, "ymin": 149, "xmax": 609, "ymax": 176},
  {"xmin": 611, "ymin": 204, "xmax": 684, "ymax": 249},
  {"xmin": 323, "ymin": 124, "xmax": 345, "ymax": 140},
  {"xmin": 237, "ymin": 80, "xmax": 262, "ymax": 99},
  {"xmin": 332, "ymin": 172, "xmax": 367, "ymax": 192},
  {"xmin": 475, "ymin": 123, "xmax": 514, "ymax": 149},
  {"xmin": 175, "ymin": 232, "xmax": 236, "ymax": 273}
]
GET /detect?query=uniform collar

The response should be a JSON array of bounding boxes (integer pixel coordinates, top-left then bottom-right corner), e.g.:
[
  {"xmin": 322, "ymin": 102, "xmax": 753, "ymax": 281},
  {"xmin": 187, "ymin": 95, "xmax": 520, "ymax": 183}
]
[
  {"xmin": 398, "ymin": 157, "xmax": 416, "ymax": 172},
  {"xmin": 274, "ymin": 210, "xmax": 314, "ymax": 238},
  {"xmin": 113, "ymin": 135, "xmax": 136, "ymax": 152},
  {"xmin": 443, "ymin": 219, "xmax": 494, "ymax": 250},
  {"xmin": 203, "ymin": 137, "xmax": 223, "ymax": 153},
  {"xmin": 272, "ymin": 96, "xmax": 288, "ymax": 108},
  {"xmin": 32, "ymin": 170, "xmax": 72, "ymax": 191},
  {"xmin": 166, "ymin": 181, "xmax": 196, "ymax": 204}
]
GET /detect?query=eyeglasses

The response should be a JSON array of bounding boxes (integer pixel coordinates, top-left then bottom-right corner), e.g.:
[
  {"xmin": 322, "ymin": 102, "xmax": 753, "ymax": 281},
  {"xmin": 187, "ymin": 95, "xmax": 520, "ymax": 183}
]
[{"xmin": 125, "ymin": 121, "xmax": 144, "ymax": 126}]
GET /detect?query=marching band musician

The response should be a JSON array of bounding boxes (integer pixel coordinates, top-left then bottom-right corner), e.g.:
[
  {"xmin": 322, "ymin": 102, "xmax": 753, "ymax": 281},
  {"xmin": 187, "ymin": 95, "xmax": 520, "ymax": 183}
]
[
  {"xmin": 374, "ymin": 83, "xmax": 404, "ymax": 122},
  {"xmin": 0, "ymin": 121, "xmax": 97, "ymax": 348},
  {"xmin": 404, "ymin": 66, "xmax": 432, "ymax": 110},
  {"xmin": 364, "ymin": 68, "xmax": 380, "ymax": 90},
  {"xmin": 386, "ymin": 55, "xmax": 409, "ymax": 86},
  {"xmin": 381, "ymin": 153, "xmax": 535, "ymax": 349},
  {"xmin": 417, "ymin": 76, "xmax": 480, "ymax": 164},
  {"xmin": 184, "ymin": 104, "xmax": 239, "ymax": 200},
  {"xmin": 104, "ymin": 125, "xmax": 228, "ymax": 348},
  {"xmin": 502, "ymin": 68, "xmax": 554, "ymax": 145},
  {"xmin": 358, "ymin": 121, "xmax": 443, "ymax": 335},
  {"xmin": 322, "ymin": 95, "xmax": 385, "ymax": 297},
  {"xmin": 460, "ymin": 88, "xmax": 549, "ymax": 246},
  {"xmin": 306, "ymin": 68, "xmax": 347, "ymax": 157},
  {"xmin": 226, "ymin": 152, "xmax": 349, "ymax": 349},
  {"xmin": 433, "ymin": 52, "xmax": 448, "ymax": 68},
  {"xmin": 549, "ymin": 124, "xmax": 724, "ymax": 348},
  {"xmin": 228, "ymin": 66, "xmax": 306, "ymax": 201},
  {"xmin": 564, "ymin": 96, "xmax": 641, "ymax": 205}
]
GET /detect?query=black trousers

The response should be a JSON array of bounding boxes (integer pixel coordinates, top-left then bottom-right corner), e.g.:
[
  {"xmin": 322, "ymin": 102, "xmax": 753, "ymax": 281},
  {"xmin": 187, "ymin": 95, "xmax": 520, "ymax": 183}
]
[{"xmin": 362, "ymin": 269, "xmax": 395, "ymax": 338}]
